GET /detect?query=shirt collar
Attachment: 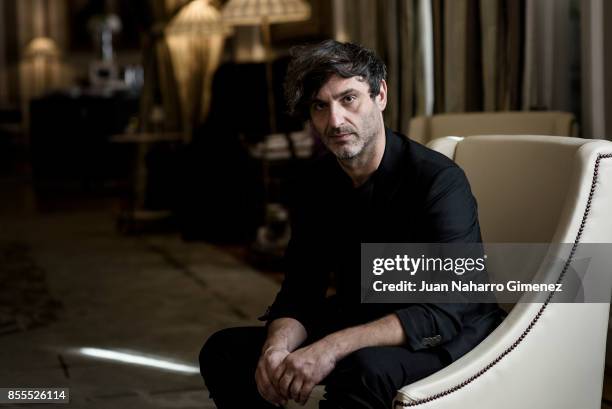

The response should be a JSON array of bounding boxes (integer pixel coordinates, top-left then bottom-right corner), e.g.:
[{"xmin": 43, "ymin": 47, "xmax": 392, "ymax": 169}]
[{"xmin": 326, "ymin": 127, "xmax": 406, "ymax": 195}]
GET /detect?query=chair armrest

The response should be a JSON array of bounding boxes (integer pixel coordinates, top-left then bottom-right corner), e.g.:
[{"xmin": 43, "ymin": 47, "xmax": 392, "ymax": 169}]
[
  {"xmin": 426, "ymin": 136, "xmax": 462, "ymax": 159},
  {"xmin": 394, "ymin": 301, "xmax": 609, "ymax": 409}
]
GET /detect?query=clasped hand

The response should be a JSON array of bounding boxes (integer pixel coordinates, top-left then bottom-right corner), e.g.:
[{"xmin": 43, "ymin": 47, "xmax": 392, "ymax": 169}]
[{"xmin": 255, "ymin": 340, "xmax": 336, "ymax": 406}]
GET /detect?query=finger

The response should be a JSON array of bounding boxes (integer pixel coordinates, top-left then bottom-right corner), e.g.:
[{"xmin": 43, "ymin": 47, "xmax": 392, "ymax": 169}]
[
  {"xmin": 255, "ymin": 369, "xmax": 271, "ymax": 401},
  {"xmin": 268, "ymin": 363, "xmax": 290, "ymax": 405},
  {"xmin": 255, "ymin": 363, "xmax": 270, "ymax": 395},
  {"xmin": 262, "ymin": 357, "xmax": 287, "ymax": 400},
  {"xmin": 297, "ymin": 382, "xmax": 315, "ymax": 405},
  {"xmin": 289, "ymin": 377, "xmax": 304, "ymax": 402},
  {"xmin": 256, "ymin": 365, "xmax": 285, "ymax": 405},
  {"xmin": 272, "ymin": 362, "xmax": 287, "ymax": 389},
  {"xmin": 278, "ymin": 372, "xmax": 294, "ymax": 399},
  {"xmin": 263, "ymin": 385, "xmax": 285, "ymax": 407}
]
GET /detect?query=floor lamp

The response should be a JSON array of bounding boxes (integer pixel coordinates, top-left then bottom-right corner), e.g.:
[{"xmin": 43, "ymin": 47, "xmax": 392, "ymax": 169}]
[
  {"xmin": 166, "ymin": 0, "xmax": 231, "ymax": 141},
  {"xmin": 221, "ymin": 0, "xmax": 311, "ymax": 254},
  {"xmin": 113, "ymin": 0, "xmax": 231, "ymax": 232},
  {"xmin": 21, "ymin": 37, "xmax": 64, "ymax": 142}
]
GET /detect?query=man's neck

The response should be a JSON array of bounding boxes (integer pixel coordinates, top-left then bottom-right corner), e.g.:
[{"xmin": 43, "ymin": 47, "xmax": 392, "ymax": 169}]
[{"xmin": 338, "ymin": 128, "xmax": 386, "ymax": 188}]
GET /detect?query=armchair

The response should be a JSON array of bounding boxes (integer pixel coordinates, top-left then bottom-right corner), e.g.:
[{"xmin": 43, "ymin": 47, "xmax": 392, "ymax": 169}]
[
  {"xmin": 287, "ymin": 134, "xmax": 612, "ymax": 409},
  {"xmin": 394, "ymin": 134, "xmax": 612, "ymax": 409},
  {"xmin": 407, "ymin": 111, "xmax": 577, "ymax": 145}
]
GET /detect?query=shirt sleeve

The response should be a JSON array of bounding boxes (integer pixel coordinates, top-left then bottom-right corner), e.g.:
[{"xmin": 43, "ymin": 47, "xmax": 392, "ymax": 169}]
[
  {"xmin": 394, "ymin": 165, "xmax": 484, "ymax": 351},
  {"xmin": 260, "ymin": 187, "xmax": 330, "ymax": 335}
]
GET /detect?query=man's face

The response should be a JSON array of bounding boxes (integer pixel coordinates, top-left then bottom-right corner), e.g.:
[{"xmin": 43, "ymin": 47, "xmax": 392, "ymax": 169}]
[{"xmin": 309, "ymin": 75, "xmax": 387, "ymax": 161}]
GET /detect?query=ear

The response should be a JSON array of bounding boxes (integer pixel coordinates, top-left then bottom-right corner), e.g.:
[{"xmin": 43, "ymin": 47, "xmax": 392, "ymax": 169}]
[{"xmin": 376, "ymin": 79, "xmax": 388, "ymax": 111}]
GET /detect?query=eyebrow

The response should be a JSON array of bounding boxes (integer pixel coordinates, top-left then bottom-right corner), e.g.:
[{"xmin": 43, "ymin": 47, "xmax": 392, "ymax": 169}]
[
  {"xmin": 332, "ymin": 88, "xmax": 359, "ymax": 99},
  {"xmin": 312, "ymin": 88, "xmax": 360, "ymax": 104}
]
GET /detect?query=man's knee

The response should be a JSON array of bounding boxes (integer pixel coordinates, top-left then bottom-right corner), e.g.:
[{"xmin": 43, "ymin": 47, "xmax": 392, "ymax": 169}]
[
  {"xmin": 200, "ymin": 326, "xmax": 270, "ymax": 406},
  {"xmin": 199, "ymin": 326, "xmax": 266, "ymax": 382},
  {"xmin": 325, "ymin": 348, "xmax": 389, "ymax": 395},
  {"xmin": 323, "ymin": 347, "xmax": 406, "ymax": 409},
  {"xmin": 325, "ymin": 346, "xmax": 446, "ymax": 408},
  {"xmin": 199, "ymin": 327, "xmax": 236, "ymax": 379},
  {"xmin": 345, "ymin": 348, "xmax": 390, "ymax": 377}
]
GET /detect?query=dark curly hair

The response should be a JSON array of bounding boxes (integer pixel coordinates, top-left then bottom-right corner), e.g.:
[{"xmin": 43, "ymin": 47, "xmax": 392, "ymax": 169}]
[{"xmin": 284, "ymin": 40, "xmax": 387, "ymax": 122}]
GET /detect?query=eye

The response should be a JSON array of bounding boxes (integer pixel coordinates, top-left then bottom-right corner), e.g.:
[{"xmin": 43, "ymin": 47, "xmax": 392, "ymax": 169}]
[
  {"xmin": 342, "ymin": 95, "xmax": 357, "ymax": 104},
  {"xmin": 311, "ymin": 102, "xmax": 327, "ymax": 111}
]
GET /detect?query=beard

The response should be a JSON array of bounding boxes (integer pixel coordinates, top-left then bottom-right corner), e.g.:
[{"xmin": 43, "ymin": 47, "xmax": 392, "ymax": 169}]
[
  {"xmin": 333, "ymin": 137, "xmax": 369, "ymax": 160},
  {"xmin": 322, "ymin": 108, "xmax": 381, "ymax": 161},
  {"xmin": 326, "ymin": 127, "xmax": 361, "ymax": 160}
]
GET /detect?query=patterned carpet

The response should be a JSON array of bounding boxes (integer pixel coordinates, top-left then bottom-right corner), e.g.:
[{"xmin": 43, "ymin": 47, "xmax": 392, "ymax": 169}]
[{"xmin": 0, "ymin": 241, "xmax": 61, "ymax": 335}]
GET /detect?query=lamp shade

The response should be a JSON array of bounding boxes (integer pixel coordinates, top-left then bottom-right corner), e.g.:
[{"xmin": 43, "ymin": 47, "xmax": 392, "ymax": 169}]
[
  {"xmin": 24, "ymin": 37, "xmax": 61, "ymax": 59},
  {"xmin": 20, "ymin": 37, "xmax": 68, "ymax": 105},
  {"xmin": 222, "ymin": 0, "xmax": 311, "ymax": 26},
  {"xmin": 166, "ymin": 0, "xmax": 231, "ymax": 35}
]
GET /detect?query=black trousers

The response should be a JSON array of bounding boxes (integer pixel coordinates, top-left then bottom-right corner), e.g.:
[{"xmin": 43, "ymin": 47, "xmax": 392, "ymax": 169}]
[{"xmin": 199, "ymin": 326, "xmax": 448, "ymax": 409}]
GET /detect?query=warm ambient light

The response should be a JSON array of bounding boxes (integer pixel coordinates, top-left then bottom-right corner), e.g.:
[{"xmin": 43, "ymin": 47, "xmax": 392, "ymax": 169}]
[
  {"xmin": 78, "ymin": 347, "xmax": 199, "ymax": 374},
  {"xmin": 165, "ymin": 0, "xmax": 231, "ymax": 35},
  {"xmin": 24, "ymin": 37, "xmax": 61, "ymax": 59},
  {"xmin": 221, "ymin": 0, "xmax": 311, "ymax": 25}
]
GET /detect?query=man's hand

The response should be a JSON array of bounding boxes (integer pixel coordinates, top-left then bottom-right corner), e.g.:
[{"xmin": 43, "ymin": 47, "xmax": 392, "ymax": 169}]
[
  {"xmin": 273, "ymin": 339, "xmax": 337, "ymax": 405},
  {"xmin": 256, "ymin": 346, "xmax": 290, "ymax": 406},
  {"xmin": 271, "ymin": 314, "xmax": 407, "ymax": 405},
  {"xmin": 256, "ymin": 318, "xmax": 308, "ymax": 406}
]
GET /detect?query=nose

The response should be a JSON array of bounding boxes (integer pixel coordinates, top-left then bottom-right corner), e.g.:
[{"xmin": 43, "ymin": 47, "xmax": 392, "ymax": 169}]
[{"xmin": 328, "ymin": 103, "xmax": 345, "ymax": 130}]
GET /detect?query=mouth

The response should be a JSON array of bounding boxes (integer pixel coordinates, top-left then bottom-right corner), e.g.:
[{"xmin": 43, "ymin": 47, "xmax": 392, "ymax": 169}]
[{"xmin": 329, "ymin": 132, "xmax": 354, "ymax": 141}]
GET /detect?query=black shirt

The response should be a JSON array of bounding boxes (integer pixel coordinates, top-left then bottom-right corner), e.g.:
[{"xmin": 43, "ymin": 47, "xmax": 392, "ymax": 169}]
[{"xmin": 264, "ymin": 128, "xmax": 504, "ymax": 362}]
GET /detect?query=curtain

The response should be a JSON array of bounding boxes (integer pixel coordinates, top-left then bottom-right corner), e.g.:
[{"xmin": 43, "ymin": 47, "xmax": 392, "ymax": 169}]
[
  {"xmin": 9, "ymin": 0, "xmax": 71, "ymax": 133},
  {"xmin": 580, "ymin": 0, "xmax": 609, "ymax": 140},
  {"xmin": 335, "ymin": 0, "xmax": 421, "ymax": 135},
  {"xmin": 522, "ymin": 0, "xmax": 580, "ymax": 114},
  {"xmin": 332, "ymin": 0, "xmax": 526, "ymax": 133},
  {"xmin": 140, "ymin": 0, "xmax": 184, "ymax": 134}
]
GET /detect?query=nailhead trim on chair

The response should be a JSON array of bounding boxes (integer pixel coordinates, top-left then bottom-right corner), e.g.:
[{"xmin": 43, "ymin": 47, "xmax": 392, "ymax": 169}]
[{"xmin": 394, "ymin": 153, "xmax": 612, "ymax": 408}]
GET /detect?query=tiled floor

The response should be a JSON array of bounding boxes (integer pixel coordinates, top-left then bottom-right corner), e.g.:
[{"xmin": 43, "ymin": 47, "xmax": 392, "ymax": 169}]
[
  {"xmin": 1, "ymin": 172, "xmax": 611, "ymax": 408},
  {"xmin": 0, "ymin": 178, "xmax": 280, "ymax": 408}
]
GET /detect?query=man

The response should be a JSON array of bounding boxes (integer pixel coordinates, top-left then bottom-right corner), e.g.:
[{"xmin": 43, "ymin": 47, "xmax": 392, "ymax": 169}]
[{"xmin": 200, "ymin": 40, "xmax": 504, "ymax": 409}]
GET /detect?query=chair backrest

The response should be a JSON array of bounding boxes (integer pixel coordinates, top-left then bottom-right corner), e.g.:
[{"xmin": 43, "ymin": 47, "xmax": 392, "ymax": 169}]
[
  {"xmin": 428, "ymin": 135, "xmax": 611, "ymax": 244},
  {"xmin": 409, "ymin": 111, "xmax": 577, "ymax": 145},
  {"xmin": 429, "ymin": 135, "xmax": 612, "ymax": 313}
]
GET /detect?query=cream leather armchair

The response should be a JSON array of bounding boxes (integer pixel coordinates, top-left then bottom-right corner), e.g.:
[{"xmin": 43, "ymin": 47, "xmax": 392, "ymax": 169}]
[
  {"xmin": 394, "ymin": 135, "xmax": 612, "ymax": 409},
  {"xmin": 408, "ymin": 111, "xmax": 577, "ymax": 145},
  {"xmin": 287, "ymin": 134, "xmax": 612, "ymax": 409}
]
